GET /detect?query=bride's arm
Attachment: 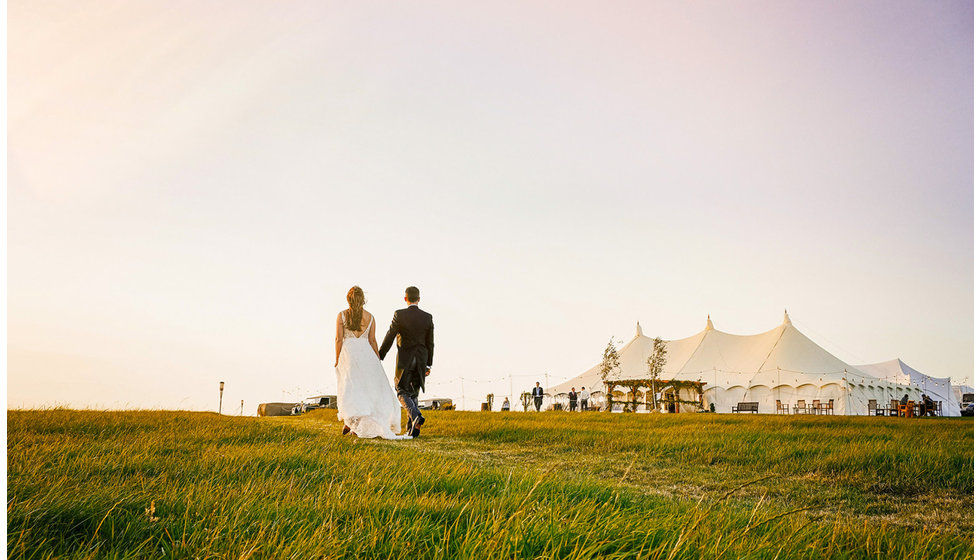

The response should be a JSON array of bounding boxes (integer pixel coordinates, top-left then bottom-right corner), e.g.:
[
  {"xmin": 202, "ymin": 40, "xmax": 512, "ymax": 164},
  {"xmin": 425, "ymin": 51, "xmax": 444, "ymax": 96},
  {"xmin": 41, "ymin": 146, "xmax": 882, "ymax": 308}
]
[
  {"xmin": 368, "ymin": 314, "xmax": 381, "ymax": 359},
  {"xmin": 335, "ymin": 312, "xmax": 344, "ymax": 367}
]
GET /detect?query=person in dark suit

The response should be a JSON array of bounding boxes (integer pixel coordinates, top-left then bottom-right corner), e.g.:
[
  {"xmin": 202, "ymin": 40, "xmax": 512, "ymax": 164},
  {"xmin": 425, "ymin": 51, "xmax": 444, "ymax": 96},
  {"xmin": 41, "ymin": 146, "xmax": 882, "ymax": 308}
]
[
  {"xmin": 532, "ymin": 382, "xmax": 544, "ymax": 411},
  {"xmin": 379, "ymin": 286, "xmax": 434, "ymax": 438},
  {"xmin": 569, "ymin": 388, "xmax": 578, "ymax": 412}
]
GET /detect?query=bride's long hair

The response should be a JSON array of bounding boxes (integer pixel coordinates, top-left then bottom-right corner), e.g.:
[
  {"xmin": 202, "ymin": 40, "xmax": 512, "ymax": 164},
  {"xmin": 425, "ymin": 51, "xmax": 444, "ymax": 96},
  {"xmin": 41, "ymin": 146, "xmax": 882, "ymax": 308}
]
[{"xmin": 345, "ymin": 286, "xmax": 366, "ymax": 331}]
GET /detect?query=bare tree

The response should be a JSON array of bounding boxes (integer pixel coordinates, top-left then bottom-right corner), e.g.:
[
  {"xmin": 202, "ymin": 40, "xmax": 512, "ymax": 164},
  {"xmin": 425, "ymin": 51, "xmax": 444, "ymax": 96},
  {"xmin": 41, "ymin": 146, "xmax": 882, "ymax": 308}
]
[
  {"xmin": 646, "ymin": 337, "xmax": 667, "ymax": 412},
  {"xmin": 520, "ymin": 392, "xmax": 532, "ymax": 412},
  {"xmin": 600, "ymin": 337, "xmax": 622, "ymax": 411}
]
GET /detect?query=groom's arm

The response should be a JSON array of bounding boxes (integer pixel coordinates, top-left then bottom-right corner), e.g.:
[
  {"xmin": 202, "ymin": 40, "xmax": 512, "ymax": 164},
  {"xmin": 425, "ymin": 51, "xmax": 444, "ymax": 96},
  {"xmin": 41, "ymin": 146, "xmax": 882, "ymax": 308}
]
[
  {"xmin": 425, "ymin": 318, "xmax": 434, "ymax": 368},
  {"xmin": 378, "ymin": 311, "xmax": 399, "ymax": 360}
]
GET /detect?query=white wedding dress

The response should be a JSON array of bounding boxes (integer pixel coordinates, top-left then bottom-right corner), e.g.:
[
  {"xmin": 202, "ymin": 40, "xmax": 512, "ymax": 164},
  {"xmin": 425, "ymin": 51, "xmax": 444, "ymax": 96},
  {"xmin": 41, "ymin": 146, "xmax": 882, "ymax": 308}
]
[{"xmin": 335, "ymin": 313, "xmax": 410, "ymax": 440}]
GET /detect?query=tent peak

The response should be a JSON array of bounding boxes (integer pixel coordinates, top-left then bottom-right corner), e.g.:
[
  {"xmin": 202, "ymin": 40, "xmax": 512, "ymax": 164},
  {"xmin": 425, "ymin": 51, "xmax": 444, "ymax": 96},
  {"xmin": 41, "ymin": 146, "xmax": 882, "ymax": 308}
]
[
  {"xmin": 783, "ymin": 310, "xmax": 792, "ymax": 325},
  {"xmin": 705, "ymin": 314, "xmax": 714, "ymax": 331},
  {"xmin": 636, "ymin": 322, "xmax": 643, "ymax": 337}
]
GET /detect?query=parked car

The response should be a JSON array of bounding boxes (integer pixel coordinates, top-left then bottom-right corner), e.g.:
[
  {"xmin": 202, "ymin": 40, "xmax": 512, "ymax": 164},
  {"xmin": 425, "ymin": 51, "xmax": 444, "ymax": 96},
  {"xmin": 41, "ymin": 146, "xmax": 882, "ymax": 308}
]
[
  {"xmin": 291, "ymin": 395, "xmax": 338, "ymax": 415},
  {"xmin": 960, "ymin": 393, "xmax": 974, "ymax": 417},
  {"xmin": 419, "ymin": 398, "xmax": 455, "ymax": 410}
]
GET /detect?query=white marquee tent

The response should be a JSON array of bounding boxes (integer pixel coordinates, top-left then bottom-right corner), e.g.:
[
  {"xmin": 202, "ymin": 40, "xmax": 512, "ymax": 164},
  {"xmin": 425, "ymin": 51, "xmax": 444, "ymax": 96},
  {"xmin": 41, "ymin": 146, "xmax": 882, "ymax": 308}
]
[
  {"xmin": 552, "ymin": 312, "xmax": 922, "ymax": 415},
  {"xmin": 856, "ymin": 359, "xmax": 960, "ymax": 417}
]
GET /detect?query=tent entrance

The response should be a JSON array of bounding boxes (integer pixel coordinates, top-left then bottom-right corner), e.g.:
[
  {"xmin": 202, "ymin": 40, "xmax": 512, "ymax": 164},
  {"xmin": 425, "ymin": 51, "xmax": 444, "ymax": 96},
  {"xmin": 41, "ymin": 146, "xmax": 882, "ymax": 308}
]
[{"xmin": 603, "ymin": 379, "xmax": 706, "ymax": 413}]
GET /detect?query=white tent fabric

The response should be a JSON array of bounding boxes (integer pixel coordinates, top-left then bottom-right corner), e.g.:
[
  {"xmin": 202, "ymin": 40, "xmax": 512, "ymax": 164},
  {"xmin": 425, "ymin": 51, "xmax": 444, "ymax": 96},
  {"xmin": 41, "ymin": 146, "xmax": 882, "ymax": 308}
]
[
  {"xmin": 856, "ymin": 359, "xmax": 959, "ymax": 416},
  {"xmin": 552, "ymin": 313, "xmax": 921, "ymax": 415}
]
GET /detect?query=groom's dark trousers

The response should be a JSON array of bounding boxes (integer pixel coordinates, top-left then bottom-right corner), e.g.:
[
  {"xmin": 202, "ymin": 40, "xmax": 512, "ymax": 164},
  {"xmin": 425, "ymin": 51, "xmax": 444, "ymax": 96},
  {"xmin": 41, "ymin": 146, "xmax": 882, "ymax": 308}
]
[{"xmin": 379, "ymin": 305, "xmax": 434, "ymax": 429}]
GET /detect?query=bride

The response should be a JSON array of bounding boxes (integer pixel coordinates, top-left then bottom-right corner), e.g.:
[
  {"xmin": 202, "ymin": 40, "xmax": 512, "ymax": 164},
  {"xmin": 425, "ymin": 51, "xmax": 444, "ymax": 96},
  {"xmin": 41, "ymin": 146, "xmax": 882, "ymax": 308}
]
[{"xmin": 334, "ymin": 286, "xmax": 410, "ymax": 440}]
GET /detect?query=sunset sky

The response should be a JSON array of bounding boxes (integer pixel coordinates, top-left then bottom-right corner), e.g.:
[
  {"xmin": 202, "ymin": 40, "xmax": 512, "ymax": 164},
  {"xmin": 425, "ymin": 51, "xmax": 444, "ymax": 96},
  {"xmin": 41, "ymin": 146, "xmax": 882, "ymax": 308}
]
[{"xmin": 8, "ymin": 1, "xmax": 973, "ymax": 412}]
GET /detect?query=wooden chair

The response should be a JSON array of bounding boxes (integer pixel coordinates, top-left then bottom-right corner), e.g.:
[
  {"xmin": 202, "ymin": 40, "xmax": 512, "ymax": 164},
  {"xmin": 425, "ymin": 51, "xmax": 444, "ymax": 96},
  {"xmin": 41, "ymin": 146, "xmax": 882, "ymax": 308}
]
[
  {"xmin": 793, "ymin": 400, "xmax": 807, "ymax": 414},
  {"xmin": 902, "ymin": 401, "xmax": 914, "ymax": 418},
  {"xmin": 811, "ymin": 399, "xmax": 822, "ymax": 415},
  {"xmin": 919, "ymin": 400, "xmax": 941, "ymax": 417},
  {"xmin": 868, "ymin": 399, "xmax": 885, "ymax": 416},
  {"xmin": 775, "ymin": 400, "xmax": 789, "ymax": 414},
  {"xmin": 822, "ymin": 399, "xmax": 834, "ymax": 415},
  {"xmin": 889, "ymin": 400, "xmax": 901, "ymax": 417}
]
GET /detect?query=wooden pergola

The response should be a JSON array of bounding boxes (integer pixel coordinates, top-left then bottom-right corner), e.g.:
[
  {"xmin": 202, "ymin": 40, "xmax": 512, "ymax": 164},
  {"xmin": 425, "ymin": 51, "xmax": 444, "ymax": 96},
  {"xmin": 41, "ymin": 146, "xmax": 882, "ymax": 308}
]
[{"xmin": 604, "ymin": 378, "xmax": 707, "ymax": 412}]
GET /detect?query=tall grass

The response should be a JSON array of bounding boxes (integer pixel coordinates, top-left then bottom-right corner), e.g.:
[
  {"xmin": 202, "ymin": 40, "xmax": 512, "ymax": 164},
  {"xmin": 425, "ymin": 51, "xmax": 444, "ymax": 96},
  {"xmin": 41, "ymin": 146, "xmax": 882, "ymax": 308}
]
[{"xmin": 8, "ymin": 410, "xmax": 973, "ymax": 559}]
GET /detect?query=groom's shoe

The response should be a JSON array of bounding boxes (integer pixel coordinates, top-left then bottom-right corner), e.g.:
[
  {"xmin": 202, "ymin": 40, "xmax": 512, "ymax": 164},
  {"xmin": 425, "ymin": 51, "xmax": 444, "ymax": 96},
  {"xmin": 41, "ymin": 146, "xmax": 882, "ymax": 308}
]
[{"xmin": 411, "ymin": 416, "xmax": 425, "ymax": 438}]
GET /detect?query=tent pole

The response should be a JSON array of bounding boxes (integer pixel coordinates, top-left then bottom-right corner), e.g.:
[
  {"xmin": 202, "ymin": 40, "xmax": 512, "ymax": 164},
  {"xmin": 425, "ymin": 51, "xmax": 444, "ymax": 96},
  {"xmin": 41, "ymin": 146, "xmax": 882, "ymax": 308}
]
[{"xmin": 777, "ymin": 367, "xmax": 780, "ymax": 409}]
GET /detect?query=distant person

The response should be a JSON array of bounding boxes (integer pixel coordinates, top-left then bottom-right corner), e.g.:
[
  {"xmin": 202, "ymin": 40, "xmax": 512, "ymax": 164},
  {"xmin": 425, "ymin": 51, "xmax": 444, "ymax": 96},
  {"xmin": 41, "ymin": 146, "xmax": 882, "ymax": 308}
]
[
  {"xmin": 532, "ymin": 382, "xmax": 544, "ymax": 411},
  {"xmin": 335, "ymin": 286, "xmax": 409, "ymax": 440},
  {"xmin": 380, "ymin": 286, "xmax": 435, "ymax": 438},
  {"xmin": 501, "ymin": 397, "xmax": 510, "ymax": 411},
  {"xmin": 579, "ymin": 387, "xmax": 589, "ymax": 411},
  {"xmin": 899, "ymin": 393, "xmax": 913, "ymax": 418},
  {"xmin": 569, "ymin": 388, "xmax": 578, "ymax": 412},
  {"xmin": 921, "ymin": 394, "xmax": 935, "ymax": 416}
]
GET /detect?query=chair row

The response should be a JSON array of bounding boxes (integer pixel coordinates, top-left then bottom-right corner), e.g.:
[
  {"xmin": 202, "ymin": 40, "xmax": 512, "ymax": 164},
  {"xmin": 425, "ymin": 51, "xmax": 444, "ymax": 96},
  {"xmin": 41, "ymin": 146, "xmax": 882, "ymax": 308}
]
[{"xmin": 774, "ymin": 399, "xmax": 834, "ymax": 415}]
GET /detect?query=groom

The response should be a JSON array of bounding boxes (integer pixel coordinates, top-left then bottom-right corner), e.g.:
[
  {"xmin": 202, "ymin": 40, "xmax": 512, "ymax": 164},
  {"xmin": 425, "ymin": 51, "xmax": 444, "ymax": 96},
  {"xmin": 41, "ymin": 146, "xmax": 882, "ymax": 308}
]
[{"xmin": 379, "ymin": 286, "xmax": 434, "ymax": 438}]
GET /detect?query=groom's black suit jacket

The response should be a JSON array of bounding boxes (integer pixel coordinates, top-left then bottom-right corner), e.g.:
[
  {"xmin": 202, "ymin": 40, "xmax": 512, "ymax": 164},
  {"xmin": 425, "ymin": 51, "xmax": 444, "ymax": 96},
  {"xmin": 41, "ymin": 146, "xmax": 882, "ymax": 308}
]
[{"xmin": 379, "ymin": 305, "xmax": 434, "ymax": 393}]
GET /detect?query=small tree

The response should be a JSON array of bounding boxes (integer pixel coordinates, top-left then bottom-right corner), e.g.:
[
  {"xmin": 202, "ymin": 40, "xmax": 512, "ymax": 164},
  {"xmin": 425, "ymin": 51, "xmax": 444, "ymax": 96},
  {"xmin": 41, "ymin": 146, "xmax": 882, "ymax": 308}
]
[
  {"xmin": 646, "ymin": 337, "xmax": 667, "ymax": 412},
  {"xmin": 520, "ymin": 391, "xmax": 532, "ymax": 412},
  {"xmin": 600, "ymin": 337, "xmax": 622, "ymax": 411}
]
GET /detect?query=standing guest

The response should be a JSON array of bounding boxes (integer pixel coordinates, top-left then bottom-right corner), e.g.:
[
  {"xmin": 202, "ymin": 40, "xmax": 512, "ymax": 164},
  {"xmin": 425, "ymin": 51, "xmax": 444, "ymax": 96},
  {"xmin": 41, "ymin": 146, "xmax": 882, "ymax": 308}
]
[
  {"xmin": 501, "ymin": 397, "xmax": 510, "ymax": 411},
  {"xmin": 569, "ymin": 388, "xmax": 578, "ymax": 412},
  {"xmin": 579, "ymin": 387, "xmax": 590, "ymax": 411},
  {"xmin": 532, "ymin": 382, "xmax": 545, "ymax": 411}
]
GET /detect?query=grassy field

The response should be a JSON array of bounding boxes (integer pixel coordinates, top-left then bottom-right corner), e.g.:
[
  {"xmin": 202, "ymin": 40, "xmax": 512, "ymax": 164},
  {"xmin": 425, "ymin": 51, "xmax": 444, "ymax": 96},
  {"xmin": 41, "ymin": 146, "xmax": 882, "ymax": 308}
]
[{"xmin": 7, "ymin": 409, "xmax": 974, "ymax": 559}]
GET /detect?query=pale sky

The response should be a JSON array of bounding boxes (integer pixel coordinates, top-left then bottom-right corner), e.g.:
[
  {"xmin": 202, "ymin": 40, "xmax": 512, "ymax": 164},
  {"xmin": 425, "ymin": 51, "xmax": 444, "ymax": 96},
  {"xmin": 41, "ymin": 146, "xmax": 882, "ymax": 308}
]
[{"xmin": 8, "ymin": 1, "xmax": 973, "ymax": 412}]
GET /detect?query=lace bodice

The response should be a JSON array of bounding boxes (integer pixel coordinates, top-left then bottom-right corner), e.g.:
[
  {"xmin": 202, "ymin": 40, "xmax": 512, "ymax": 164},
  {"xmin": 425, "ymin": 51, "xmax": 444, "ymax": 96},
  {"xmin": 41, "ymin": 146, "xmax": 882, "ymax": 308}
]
[{"xmin": 342, "ymin": 312, "xmax": 373, "ymax": 340}]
